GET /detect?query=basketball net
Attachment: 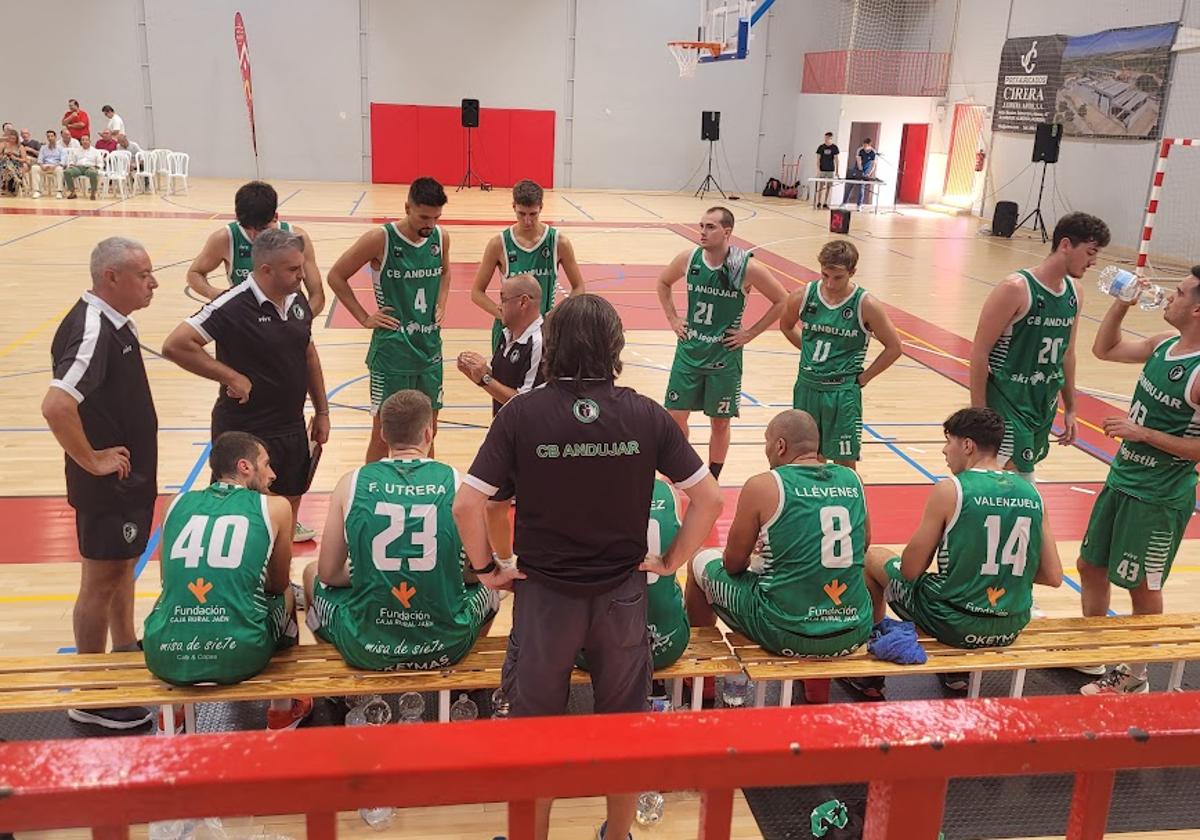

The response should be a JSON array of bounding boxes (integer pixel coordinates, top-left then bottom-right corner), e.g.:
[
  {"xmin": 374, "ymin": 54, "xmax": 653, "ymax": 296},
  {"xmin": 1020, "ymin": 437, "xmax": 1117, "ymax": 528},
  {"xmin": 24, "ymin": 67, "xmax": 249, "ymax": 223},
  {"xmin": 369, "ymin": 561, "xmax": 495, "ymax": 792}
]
[{"xmin": 667, "ymin": 41, "xmax": 721, "ymax": 78}]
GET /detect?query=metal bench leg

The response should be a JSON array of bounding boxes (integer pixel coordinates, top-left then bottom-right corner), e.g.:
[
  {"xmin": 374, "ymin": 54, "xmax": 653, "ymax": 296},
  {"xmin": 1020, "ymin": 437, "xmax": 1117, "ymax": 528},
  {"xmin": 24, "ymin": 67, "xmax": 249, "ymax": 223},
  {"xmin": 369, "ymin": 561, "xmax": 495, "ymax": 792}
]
[
  {"xmin": 967, "ymin": 671, "xmax": 983, "ymax": 699},
  {"xmin": 690, "ymin": 677, "xmax": 703, "ymax": 711},
  {"xmin": 1168, "ymin": 660, "xmax": 1185, "ymax": 692},
  {"xmin": 183, "ymin": 703, "xmax": 197, "ymax": 733},
  {"xmin": 780, "ymin": 679, "xmax": 794, "ymax": 708},
  {"xmin": 438, "ymin": 690, "xmax": 450, "ymax": 722},
  {"xmin": 754, "ymin": 680, "xmax": 767, "ymax": 708},
  {"xmin": 158, "ymin": 703, "xmax": 175, "ymax": 738},
  {"xmin": 1009, "ymin": 669, "xmax": 1027, "ymax": 698},
  {"xmin": 671, "ymin": 678, "xmax": 684, "ymax": 710}
]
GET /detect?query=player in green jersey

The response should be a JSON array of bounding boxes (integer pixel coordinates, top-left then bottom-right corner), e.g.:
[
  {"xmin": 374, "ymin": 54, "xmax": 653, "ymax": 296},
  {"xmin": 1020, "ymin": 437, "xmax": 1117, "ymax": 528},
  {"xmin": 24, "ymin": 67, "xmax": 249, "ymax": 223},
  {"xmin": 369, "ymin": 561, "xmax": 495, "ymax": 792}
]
[
  {"xmin": 970, "ymin": 212, "xmax": 1110, "ymax": 479},
  {"xmin": 688, "ymin": 410, "xmax": 873, "ymax": 705},
  {"xmin": 143, "ymin": 432, "xmax": 311, "ymax": 731},
  {"xmin": 1076, "ymin": 266, "xmax": 1200, "ymax": 695},
  {"xmin": 304, "ymin": 390, "xmax": 499, "ymax": 672},
  {"xmin": 859, "ymin": 408, "xmax": 1062, "ymax": 698},
  {"xmin": 327, "ymin": 178, "xmax": 453, "ymax": 462},
  {"xmin": 185, "ymin": 180, "xmax": 325, "ymax": 314},
  {"xmin": 781, "ymin": 240, "xmax": 901, "ymax": 469},
  {"xmin": 470, "ymin": 179, "xmax": 586, "ymax": 350},
  {"xmin": 658, "ymin": 206, "xmax": 787, "ymax": 479}
]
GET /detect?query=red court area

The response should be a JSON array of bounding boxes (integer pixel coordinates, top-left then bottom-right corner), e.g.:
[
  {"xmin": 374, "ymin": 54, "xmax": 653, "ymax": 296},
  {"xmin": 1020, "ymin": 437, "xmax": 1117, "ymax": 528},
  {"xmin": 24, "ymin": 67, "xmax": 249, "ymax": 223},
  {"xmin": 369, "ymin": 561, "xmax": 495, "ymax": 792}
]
[
  {"xmin": 3, "ymin": 481, "xmax": 1181, "ymax": 566},
  {"xmin": 325, "ymin": 263, "xmax": 786, "ymax": 330}
]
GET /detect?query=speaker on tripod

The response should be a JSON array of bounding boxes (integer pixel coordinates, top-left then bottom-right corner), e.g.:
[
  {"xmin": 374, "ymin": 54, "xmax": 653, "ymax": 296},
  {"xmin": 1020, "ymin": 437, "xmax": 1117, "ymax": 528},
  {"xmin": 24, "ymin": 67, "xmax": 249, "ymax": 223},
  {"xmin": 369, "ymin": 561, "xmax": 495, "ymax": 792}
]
[
  {"xmin": 457, "ymin": 98, "xmax": 483, "ymax": 191},
  {"xmin": 696, "ymin": 111, "xmax": 725, "ymax": 199},
  {"xmin": 1015, "ymin": 123, "xmax": 1062, "ymax": 242}
]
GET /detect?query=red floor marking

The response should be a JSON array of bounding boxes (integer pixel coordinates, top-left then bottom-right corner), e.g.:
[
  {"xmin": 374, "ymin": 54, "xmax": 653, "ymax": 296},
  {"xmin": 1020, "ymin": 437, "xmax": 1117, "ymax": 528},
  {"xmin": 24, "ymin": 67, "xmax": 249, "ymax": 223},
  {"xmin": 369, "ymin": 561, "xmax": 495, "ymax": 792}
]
[
  {"xmin": 325, "ymin": 262, "xmax": 780, "ymax": 331},
  {"xmin": 4, "ymin": 480, "xmax": 1177, "ymax": 566}
]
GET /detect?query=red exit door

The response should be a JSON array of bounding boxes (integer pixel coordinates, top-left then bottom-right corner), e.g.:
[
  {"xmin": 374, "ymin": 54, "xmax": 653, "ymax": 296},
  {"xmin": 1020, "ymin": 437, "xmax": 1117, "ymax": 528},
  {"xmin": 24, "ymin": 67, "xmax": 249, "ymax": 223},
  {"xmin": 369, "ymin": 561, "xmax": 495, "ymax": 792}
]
[{"xmin": 896, "ymin": 123, "xmax": 929, "ymax": 204}]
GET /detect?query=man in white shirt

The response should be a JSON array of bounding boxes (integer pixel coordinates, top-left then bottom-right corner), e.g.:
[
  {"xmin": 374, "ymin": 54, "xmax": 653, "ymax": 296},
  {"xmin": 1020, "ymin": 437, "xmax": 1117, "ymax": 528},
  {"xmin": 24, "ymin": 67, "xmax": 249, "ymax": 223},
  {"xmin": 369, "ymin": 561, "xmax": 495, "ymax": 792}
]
[
  {"xmin": 63, "ymin": 134, "xmax": 105, "ymax": 199},
  {"xmin": 102, "ymin": 106, "xmax": 124, "ymax": 136}
]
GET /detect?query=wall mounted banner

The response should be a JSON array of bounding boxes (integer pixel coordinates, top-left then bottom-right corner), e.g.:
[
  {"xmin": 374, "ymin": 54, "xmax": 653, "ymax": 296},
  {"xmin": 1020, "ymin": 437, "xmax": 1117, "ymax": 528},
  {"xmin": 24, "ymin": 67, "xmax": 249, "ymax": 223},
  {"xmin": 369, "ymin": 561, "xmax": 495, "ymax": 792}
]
[
  {"xmin": 994, "ymin": 22, "xmax": 1179, "ymax": 139},
  {"xmin": 233, "ymin": 12, "xmax": 258, "ymax": 157}
]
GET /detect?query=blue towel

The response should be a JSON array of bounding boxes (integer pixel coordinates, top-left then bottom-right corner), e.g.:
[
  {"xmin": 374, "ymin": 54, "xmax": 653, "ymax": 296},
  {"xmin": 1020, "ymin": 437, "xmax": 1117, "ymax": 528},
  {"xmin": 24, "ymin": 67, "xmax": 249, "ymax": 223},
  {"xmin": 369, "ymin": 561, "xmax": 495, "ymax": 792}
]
[{"xmin": 867, "ymin": 618, "xmax": 928, "ymax": 665}]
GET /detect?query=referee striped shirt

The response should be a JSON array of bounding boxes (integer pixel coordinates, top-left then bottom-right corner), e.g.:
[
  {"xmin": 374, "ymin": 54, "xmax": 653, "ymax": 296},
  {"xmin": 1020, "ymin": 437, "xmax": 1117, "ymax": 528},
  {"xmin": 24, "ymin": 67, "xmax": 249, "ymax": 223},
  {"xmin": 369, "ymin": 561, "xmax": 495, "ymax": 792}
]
[
  {"xmin": 50, "ymin": 291, "xmax": 158, "ymax": 511},
  {"xmin": 489, "ymin": 316, "xmax": 544, "ymax": 414}
]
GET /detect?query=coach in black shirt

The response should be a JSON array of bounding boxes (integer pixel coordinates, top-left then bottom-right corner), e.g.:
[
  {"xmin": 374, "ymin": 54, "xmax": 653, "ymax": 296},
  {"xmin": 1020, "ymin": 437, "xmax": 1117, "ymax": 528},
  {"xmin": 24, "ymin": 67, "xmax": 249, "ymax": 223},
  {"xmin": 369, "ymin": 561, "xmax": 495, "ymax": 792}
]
[
  {"xmin": 453, "ymin": 294, "xmax": 722, "ymax": 840},
  {"xmin": 456, "ymin": 273, "xmax": 545, "ymax": 561},
  {"xmin": 43, "ymin": 236, "xmax": 158, "ymax": 730},
  {"xmin": 163, "ymin": 227, "xmax": 330, "ymax": 541}
]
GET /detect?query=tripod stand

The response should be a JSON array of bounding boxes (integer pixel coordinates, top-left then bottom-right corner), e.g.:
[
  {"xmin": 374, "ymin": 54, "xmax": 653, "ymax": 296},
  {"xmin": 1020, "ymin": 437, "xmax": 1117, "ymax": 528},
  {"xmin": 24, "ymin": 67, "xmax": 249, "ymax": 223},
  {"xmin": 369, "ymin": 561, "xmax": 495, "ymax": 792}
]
[
  {"xmin": 1016, "ymin": 161, "xmax": 1051, "ymax": 243},
  {"xmin": 694, "ymin": 140, "xmax": 726, "ymax": 199},
  {"xmin": 456, "ymin": 126, "xmax": 484, "ymax": 192}
]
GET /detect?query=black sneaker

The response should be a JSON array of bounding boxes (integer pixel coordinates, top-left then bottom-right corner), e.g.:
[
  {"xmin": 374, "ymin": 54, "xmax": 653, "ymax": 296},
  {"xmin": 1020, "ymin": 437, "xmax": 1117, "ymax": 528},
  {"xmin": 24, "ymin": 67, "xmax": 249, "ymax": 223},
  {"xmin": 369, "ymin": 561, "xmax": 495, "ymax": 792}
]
[
  {"xmin": 67, "ymin": 706, "xmax": 153, "ymax": 730},
  {"xmin": 938, "ymin": 672, "xmax": 970, "ymax": 693},
  {"xmin": 837, "ymin": 676, "xmax": 886, "ymax": 701}
]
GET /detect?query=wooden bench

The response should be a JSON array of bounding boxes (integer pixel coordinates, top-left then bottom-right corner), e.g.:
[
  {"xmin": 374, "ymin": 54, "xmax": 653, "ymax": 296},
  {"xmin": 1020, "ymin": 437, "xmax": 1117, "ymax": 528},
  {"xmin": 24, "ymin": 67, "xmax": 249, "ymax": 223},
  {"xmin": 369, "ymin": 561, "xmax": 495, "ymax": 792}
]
[
  {"xmin": 727, "ymin": 612, "xmax": 1200, "ymax": 704},
  {"xmin": 0, "ymin": 627, "xmax": 740, "ymax": 732}
]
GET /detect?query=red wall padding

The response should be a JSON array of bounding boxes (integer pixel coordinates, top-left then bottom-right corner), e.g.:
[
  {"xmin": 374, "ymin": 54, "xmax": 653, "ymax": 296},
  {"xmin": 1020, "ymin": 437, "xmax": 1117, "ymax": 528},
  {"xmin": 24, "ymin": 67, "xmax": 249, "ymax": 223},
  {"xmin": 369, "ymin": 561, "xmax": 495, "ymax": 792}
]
[{"xmin": 370, "ymin": 103, "xmax": 554, "ymax": 188}]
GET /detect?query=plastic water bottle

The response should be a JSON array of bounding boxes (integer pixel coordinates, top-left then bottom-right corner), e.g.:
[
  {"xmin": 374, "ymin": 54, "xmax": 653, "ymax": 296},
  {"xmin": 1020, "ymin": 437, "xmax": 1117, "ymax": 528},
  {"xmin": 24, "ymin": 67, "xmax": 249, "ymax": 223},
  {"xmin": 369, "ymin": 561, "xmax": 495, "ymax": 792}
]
[
  {"xmin": 449, "ymin": 693, "xmax": 479, "ymax": 721},
  {"xmin": 721, "ymin": 672, "xmax": 754, "ymax": 707},
  {"xmin": 636, "ymin": 791, "xmax": 666, "ymax": 826},
  {"xmin": 491, "ymin": 688, "xmax": 511, "ymax": 719},
  {"xmin": 397, "ymin": 691, "xmax": 425, "ymax": 723},
  {"xmin": 1097, "ymin": 266, "xmax": 1166, "ymax": 310},
  {"xmin": 346, "ymin": 696, "xmax": 395, "ymax": 829}
]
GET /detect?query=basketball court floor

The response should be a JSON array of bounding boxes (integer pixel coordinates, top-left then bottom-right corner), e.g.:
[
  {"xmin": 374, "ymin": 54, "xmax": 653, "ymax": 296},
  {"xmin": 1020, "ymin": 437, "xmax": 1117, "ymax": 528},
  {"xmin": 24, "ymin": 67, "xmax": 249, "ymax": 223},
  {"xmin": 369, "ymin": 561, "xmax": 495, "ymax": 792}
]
[{"xmin": 1, "ymin": 182, "xmax": 1198, "ymax": 839}]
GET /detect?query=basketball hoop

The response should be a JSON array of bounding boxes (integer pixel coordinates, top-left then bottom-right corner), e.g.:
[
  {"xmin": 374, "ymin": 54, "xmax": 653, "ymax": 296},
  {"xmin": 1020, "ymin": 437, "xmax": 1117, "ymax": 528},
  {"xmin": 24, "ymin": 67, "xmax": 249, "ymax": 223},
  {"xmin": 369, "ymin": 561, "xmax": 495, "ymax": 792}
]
[{"xmin": 667, "ymin": 40, "xmax": 722, "ymax": 78}]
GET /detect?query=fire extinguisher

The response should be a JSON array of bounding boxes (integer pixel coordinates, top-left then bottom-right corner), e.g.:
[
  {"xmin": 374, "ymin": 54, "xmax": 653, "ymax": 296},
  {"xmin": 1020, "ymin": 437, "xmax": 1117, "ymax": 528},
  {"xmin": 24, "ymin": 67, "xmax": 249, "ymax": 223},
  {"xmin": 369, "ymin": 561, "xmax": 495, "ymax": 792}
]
[{"xmin": 975, "ymin": 149, "xmax": 987, "ymax": 172}]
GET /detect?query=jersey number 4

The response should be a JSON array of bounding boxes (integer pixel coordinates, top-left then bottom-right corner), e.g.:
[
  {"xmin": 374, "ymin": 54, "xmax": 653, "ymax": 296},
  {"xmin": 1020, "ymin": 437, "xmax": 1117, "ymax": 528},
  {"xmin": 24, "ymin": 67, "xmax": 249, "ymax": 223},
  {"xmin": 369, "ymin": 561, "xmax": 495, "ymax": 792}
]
[
  {"xmin": 170, "ymin": 514, "xmax": 249, "ymax": 569},
  {"xmin": 371, "ymin": 502, "xmax": 438, "ymax": 571}
]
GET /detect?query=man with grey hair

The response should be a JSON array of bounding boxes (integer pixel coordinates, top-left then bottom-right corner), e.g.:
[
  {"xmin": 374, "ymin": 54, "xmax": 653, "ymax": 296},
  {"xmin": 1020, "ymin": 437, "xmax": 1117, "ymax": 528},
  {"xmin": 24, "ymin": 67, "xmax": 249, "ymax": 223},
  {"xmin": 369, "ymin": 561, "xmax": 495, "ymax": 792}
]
[
  {"xmin": 43, "ymin": 237, "xmax": 159, "ymax": 731},
  {"xmin": 164, "ymin": 227, "xmax": 331, "ymax": 542}
]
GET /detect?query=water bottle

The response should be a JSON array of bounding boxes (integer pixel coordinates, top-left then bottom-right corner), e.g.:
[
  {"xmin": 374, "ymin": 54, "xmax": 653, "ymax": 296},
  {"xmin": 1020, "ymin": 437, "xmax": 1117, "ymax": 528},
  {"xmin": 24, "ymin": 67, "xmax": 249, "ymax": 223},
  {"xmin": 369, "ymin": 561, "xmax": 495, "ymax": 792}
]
[
  {"xmin": 491, "ymin": 688, "xmax": 511, "ymax": 719},
  {"xmin": 397, "ymin": 691, "xmax": 425, "ymax": 723},
  {"xmin": 636, "ymin": 791, "xmax": 666, "ymax": 826},
  {"xmin": 345, "ymin": 696, "xmax": 395, "ymax": 829},
  {"xmin": 1097, "ymin": 266, "xmax": 1166, "ymax": 310},
  {"xmin": 720, "ymin": 672, "xmax": 754, "ymax": 707},
  {"xmin": 449, "ymin": 693, "xmax": 479, "ymax": 721}
]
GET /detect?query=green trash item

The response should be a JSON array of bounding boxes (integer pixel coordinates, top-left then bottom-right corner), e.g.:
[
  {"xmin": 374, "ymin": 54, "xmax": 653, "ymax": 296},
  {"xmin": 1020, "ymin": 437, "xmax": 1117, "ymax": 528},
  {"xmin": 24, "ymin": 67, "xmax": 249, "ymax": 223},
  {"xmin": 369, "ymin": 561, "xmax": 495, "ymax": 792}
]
[{"xmin": 810, "ymin": 798, "xmax": 849, "ymax": 837}]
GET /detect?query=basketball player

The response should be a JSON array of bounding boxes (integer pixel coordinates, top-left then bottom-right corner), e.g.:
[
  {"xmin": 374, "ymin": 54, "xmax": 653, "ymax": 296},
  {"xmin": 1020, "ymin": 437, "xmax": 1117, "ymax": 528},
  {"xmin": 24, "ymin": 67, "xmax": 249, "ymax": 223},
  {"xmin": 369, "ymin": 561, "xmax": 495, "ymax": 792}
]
[
  {"xmin": 969, "ymin": 212, "xmax": 1110, "ymax": 480},
  {"xmin": 326, "ymin": 177, "xmax": 451, "ymax": 462},
  {"xmin": 658, "ymin": 206, "xmax": 787, "ymax": 477},
  {"xmin": 859, "ymin": 407, "xmax": 1062, "ymax": 698},
  {"xmin": 780, "ymin": 240, "xmax": 902, "ymax": 469},
  {"xmin": 186, "ymin": 180, "xmax": 325, "ymax": 315},
  {"xmin": 143, "ymin": 432, "xmax": 309, "ymax": 729},
  {"xmin": 304, "ymin": 390, "xmax": 498, "ymax": 671},
  {"xmin": 1076, "ymin": 267, "xmax": 1200, "ymax": 695},
  {"xmin": 470, "ymin": 179, "xmax": 585, "ymax": 350},
  {"xmin": 688, "ymin": 410, "xmax": 873, "ymax": 680}
]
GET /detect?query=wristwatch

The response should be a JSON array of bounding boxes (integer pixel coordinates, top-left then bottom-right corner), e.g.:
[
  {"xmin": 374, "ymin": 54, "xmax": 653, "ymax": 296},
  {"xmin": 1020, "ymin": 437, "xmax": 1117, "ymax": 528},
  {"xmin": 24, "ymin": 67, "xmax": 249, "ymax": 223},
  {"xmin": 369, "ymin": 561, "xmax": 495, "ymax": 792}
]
[
  {"xmin": 472, "ymin": 554, "xmax": 500, "ymax": 575},
  {"xmin": 479, "ymin": 373, "xmax": 493, "ymax": 387}
]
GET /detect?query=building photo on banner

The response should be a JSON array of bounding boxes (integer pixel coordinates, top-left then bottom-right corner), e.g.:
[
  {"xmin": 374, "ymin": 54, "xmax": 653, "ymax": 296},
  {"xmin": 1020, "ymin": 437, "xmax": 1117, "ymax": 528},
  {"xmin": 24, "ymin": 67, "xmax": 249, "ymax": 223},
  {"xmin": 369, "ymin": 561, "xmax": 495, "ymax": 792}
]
[{"xmin": 5, "ymin": 2, "xmax": 1200, "ymax": 840}]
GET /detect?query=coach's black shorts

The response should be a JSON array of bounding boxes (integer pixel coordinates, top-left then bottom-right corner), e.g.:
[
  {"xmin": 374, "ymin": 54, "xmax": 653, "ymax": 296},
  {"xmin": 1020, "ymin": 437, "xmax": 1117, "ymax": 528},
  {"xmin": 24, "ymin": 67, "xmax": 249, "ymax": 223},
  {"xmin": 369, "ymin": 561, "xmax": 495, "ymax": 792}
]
[
  {"xmin": 211, "ymin": 424, "xmax": 312, "ymax": 497},
  {"xmin": 74, "ymin": 504, "xmax": 154, "ymax": 561}
]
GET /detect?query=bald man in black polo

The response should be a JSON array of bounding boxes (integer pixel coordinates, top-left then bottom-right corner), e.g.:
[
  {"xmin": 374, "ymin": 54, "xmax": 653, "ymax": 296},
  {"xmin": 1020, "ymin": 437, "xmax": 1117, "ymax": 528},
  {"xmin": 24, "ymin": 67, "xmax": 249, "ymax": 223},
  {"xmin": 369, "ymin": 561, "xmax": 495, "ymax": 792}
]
[{"xmin": 453, "ymin": 294, "xmax": 723, "ymax": 840}]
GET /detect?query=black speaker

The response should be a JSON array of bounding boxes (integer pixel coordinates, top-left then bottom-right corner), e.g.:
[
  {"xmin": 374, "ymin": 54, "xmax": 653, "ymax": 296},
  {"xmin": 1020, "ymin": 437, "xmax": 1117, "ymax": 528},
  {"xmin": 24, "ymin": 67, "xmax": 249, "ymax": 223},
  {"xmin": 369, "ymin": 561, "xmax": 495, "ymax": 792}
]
[
  {"xmin": 701, "ymin": 110, "xmax": 721, "ymax": 142},
  {"xmin": 829, "ymin": 209, "xmax": 851, "ymax": 234},
  {"xmin": 992, "ymin": 200, "xmax": 1019, "ymax": 237},
  {"xmin": 461, "ymin": 98, "xmax": 480, "ymax": 128},
  {"xmin": 1032, "ymin": 123, "xmax": 1062, "ymax": 163}
]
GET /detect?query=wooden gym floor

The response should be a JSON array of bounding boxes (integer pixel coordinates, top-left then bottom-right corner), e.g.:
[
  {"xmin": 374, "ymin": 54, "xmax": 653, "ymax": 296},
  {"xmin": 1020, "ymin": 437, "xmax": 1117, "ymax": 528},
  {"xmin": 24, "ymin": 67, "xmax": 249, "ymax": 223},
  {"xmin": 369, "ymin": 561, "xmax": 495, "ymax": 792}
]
[{"xmin": 1, "ymin": 181, "xmax": 1196, "ymax": 840}]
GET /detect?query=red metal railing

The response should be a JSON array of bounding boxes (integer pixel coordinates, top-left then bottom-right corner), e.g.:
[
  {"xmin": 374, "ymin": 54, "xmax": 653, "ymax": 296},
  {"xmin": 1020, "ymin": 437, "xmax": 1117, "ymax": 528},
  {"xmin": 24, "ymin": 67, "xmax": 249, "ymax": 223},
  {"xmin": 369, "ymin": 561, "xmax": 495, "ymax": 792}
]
[
  {"xmin": 802, "ymin": 50, "xmax": 951, "ymax": 96},
  {"xmin": 1, "ymin": 693, "xmax": 1198, "ymax": 840}
]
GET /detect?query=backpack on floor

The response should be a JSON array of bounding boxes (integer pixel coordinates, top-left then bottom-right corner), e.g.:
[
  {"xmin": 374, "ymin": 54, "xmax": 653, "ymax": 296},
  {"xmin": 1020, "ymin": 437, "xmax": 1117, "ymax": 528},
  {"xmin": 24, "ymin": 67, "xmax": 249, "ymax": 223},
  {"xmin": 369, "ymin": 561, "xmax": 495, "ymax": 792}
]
[{"xmin": 762, "ymin": 177, "xmax": 783, "ymax": 197}]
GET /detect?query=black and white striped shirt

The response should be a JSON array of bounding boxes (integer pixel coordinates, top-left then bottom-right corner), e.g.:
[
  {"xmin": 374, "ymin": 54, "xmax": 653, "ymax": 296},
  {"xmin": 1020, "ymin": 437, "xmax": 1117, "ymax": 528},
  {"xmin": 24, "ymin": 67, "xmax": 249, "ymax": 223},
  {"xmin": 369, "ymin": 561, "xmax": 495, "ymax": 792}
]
[
  {"xmin": 50, "ymin": 292, "xmax": 158, "ymax": 511},
  {"xmin": 489, "ymin": 316, "xmax": 544, "ymax": 415}
]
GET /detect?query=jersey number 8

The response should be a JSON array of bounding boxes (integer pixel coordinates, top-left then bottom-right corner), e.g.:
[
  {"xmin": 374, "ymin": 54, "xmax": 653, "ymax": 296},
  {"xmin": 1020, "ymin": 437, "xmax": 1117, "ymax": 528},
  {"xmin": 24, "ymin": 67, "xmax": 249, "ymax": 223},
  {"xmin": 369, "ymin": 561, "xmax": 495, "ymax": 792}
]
[{"xmin": 819, "ymin": 505, "xmax": 854, "ymax": 568}]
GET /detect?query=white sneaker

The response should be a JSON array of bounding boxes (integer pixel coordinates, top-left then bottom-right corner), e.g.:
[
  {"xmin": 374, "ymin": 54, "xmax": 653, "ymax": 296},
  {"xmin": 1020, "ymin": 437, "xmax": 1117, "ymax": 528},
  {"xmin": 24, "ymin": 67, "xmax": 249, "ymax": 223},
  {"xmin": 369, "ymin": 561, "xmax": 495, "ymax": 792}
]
[
  {"xmin": 55, "ymin": 191, "xmax": 63, "ymax": 198},
  {"xmin": 1073, "ymin": 664, "xmax": 1107, "ymax": 676},
  {"xmin": 1080, "ymin": 664, "xmax": 1149, "ymax": 696},
  {"xmin": 32, "ymin": 191, "xmax": 41, "ymax": 198},
  {"xmin": 293, "ymin": 521, "xmax": 316, "ymax": 542}
]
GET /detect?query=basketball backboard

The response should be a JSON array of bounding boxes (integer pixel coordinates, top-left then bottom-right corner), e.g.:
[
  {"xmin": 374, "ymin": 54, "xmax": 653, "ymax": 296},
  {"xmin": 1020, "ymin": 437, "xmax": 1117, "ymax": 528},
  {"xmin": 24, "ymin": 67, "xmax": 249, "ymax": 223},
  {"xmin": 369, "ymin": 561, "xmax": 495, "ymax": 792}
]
[{"xmin": 697, "ymin": 0, "xmax": 755, "ymax": 62}]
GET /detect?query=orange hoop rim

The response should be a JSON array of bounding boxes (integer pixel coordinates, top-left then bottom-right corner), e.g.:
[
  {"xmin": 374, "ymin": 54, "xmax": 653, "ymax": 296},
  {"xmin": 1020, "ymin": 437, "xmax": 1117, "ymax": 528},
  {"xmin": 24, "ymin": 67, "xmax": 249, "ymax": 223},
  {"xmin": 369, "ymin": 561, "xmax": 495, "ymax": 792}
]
[{"xmin": 667, "ymin": 40, "xmax": 724, "ymax": 58}]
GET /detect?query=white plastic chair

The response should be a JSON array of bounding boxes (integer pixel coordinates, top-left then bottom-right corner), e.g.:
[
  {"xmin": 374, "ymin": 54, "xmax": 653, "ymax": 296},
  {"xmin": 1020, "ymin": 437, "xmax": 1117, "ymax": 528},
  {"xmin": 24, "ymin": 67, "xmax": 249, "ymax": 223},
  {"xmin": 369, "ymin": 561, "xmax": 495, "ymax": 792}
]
[
  {"xmin": 99, "ymin": 151, "xmax": 132, "ymax": 198},
  {"xmin": 152, "ymin": 149, "xmax": 173, "ymax": 191},
  {"xmin": 133, "ymin": 150, "xmax": 155, "ymax": 193},
  {"xmin": 166, "ymin": 152, "xmax": 189, "ymax": 194}
]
